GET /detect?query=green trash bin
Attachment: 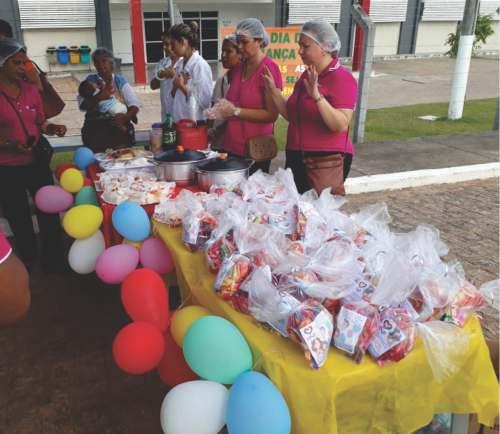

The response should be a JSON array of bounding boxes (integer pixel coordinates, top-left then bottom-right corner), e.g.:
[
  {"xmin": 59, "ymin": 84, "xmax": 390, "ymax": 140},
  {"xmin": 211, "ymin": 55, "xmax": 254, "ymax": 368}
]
[{"xmin": 80, "ymin": 45, "xmax": 91, "ymax": 64}]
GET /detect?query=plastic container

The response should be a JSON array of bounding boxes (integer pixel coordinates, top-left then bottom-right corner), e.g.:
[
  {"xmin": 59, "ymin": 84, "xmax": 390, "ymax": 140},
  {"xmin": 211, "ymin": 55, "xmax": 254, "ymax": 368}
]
[
  {"xmin": 69, "ymin": 46, "xmax": 80, "ymax": 64},
  {"xmin": 176, "ymin": 119, "xmax": 208, "ymax": 151},
  {"xmin": 46, "ymin": 46, "xmax": 58, "ymax": 65},
  {"xmin": 79, "ymin": 45, "xmax": 91, "ymax": 64},
  {"xmin": 150, "ymin": 123, "xmax": 164, "ymax": 155},
  {"xmin": 56, "ymin": 46, "xmax": 69, "ymax": 65}
]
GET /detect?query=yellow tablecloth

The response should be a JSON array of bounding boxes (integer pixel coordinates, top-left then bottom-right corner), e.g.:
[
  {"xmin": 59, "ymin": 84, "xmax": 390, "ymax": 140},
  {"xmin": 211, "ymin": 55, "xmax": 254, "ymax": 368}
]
[{"xmin": 155, "ymin": 222, "xmax": 499, "ymax": 434}]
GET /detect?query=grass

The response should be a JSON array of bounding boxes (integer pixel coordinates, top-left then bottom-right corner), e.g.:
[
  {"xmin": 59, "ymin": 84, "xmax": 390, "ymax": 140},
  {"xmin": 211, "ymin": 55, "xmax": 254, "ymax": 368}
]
[
  {"xmin": 50, "ymin": 98, "xmax": 498, "ymax": 164},
  {"xmin": 274, "ymin": 98, "xmax": 497, "ymax": 150}
]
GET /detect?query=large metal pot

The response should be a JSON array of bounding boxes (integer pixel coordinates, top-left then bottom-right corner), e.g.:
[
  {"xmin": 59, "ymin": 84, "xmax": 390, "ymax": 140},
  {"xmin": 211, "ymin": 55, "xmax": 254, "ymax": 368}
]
[
  {"xmin": 196, "ymin": 156, "xmax": 253, "ymax": 192},
  {"xmin": 154, "ymin": 147, "xmax": 207, "ymax": 185}
]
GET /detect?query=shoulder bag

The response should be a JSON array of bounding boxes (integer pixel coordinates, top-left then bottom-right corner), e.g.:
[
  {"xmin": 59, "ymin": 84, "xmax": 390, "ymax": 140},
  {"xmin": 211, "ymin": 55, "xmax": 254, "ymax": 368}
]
[
  {"xmin": 32, "ymin": 62, "xmax": 66, "ymax": 119},
  {"xmin": 1, "ymin": 91, "xmax": 54, "ymax": 166}
]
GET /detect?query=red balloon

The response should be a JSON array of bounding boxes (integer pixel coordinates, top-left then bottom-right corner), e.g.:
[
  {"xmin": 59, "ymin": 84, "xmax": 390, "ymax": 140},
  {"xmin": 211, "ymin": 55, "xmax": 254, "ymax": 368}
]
[
  {"xmin": 83, "ymin": 177, "xmax": 92, "ymax": 186},
  {"xmin": 121, "ymin": 268, "xmax": 170, "ymax": 332},
  {"xmin": 112, "ymin": 322, "xmax": 165, "ymax": 375},
  {"xmin": 55, "ymin": 163, "xmax": 78, "ymax": 181},
  {"xmin": 158, "ymin": 329, "xmax": 197, "ymax": 387}
]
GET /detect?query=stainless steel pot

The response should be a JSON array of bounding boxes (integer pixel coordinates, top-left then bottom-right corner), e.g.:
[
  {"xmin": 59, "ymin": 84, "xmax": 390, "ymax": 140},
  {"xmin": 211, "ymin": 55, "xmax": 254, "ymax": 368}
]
[
  {"xmin": 156, "ymin": 160, "xmax": 202, "ymax": 185},
  {"xmin": 196, "ymin": 166, "xmax": 251, "ymax": 192}
]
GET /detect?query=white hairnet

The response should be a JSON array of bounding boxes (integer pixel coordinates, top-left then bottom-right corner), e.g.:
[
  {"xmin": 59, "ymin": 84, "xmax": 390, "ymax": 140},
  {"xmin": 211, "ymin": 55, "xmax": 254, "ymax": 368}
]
[
  {"xmin": 0, "ymin": 38, "xmax": 25, "ymax": 67},
  {"xmin": 236, "ymin": 18, "xmax": 270, "ymax": 47},
  {"xmin": 301, "ymin": 21, "xmax": 341, "ymax": 54}
]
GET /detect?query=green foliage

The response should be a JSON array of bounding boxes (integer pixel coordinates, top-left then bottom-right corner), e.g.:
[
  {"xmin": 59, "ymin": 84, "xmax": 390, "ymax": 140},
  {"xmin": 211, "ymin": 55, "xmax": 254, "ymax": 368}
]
[{"xmin": 445, "ymin": 14, "xmax": 495, "ymax": 57}]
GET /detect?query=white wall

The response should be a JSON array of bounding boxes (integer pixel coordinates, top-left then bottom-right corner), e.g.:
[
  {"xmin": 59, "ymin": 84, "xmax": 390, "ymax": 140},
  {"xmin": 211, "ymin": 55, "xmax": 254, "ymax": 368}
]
[
  {"xmin": 110, "ymin": 3, "xmax": 133, "ymax": 64},
  {"xmin": 22, "ymin": 28, "xmax": 96, "ymax": 72},
  {"xmin": 481, "ymin": 22, "xmax": 499, "ymax": 51},
  {"xmin": 373, "ymin": 22, "xmax": 401, "ymax": 55},
  {"xmin": 415, "ymin": 21, "xmax": 458, "ymax": 53}
]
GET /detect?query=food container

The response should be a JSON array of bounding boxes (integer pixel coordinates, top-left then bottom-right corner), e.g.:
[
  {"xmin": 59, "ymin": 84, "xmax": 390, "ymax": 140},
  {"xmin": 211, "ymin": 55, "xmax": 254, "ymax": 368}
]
[
  {"xmin": 155, "ymin": 146, "xmax": 207, "ymax": 185},
  {"xmin": 196, "ymin": 155, "xmax": 253, "ymax": 192},
  {"xmin": 150, "ymin": 123, "xmax": 163, "ymax": 155}
]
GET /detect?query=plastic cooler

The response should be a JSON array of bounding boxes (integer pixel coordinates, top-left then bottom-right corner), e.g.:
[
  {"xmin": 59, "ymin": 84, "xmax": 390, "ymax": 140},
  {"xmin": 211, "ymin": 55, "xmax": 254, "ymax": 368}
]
[
  {"xmin": 69, "ymin": 46, "xmax": 80, "ymax": 64},
  {"xmin": 56, "ymin": 46, "xmax": 69, "ymax": 65},
  {"xmin": 176, "ymin": 119, "xmax": 208, "ymax": 150}
]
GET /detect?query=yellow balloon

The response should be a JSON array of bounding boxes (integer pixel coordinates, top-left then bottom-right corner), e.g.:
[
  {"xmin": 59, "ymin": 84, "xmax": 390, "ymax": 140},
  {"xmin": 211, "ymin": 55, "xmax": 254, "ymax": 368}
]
[
  {"xmin": 63, "ymin": 204, "xmax": 103, "ymax": 239},
  {"xmin": 123, "ymin": 239, "xmax": 142, "ymax": 248},
  {"xmin": 60, "ymin": 168, "xmax": 84, "ymax": 193},
  {"xmin": 171, "ymin": 305, "xmax": 211, "ymax": 346}
]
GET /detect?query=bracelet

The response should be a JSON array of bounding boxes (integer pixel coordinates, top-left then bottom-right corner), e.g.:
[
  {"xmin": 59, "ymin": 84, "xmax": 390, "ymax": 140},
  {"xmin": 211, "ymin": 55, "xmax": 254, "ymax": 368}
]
[{"xmin": 314, "ymin": 94, "xmax": 324, "ymax": 103}]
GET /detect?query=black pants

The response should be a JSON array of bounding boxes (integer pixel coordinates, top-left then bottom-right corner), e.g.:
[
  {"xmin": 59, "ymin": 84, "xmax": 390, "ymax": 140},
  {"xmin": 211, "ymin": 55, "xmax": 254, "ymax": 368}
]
[
  {"xmin": 285, "ymin": 150, "xmax": 353, "ymax": 194},
  {"xmin": 0, "ymin": 162, "xmax": 64, "ymax": 266}
]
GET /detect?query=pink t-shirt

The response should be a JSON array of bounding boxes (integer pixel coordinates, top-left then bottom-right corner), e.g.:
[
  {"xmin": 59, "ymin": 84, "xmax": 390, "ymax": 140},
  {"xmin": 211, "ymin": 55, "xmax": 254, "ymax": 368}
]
[
  {"xmin": 0, "ymin": 230, "xmax": 12, "ymax": 265},
  {"xmin": 0, "ymin": 80, "xmax": 45, "ymax": 166},
  {"xmin": 221, "ymin": 56, "xmax": 283, "ymax": 157},
  {"xmin": 286, "ymin": 59, "xmax": 358, "ymax": 154}
]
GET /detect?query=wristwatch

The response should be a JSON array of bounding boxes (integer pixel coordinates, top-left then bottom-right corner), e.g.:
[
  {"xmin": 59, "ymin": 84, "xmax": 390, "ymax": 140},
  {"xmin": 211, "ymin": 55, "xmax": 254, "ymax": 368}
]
[{"xmin": 234, "ymin": 107, "xmax": 241, "ymax": 117}]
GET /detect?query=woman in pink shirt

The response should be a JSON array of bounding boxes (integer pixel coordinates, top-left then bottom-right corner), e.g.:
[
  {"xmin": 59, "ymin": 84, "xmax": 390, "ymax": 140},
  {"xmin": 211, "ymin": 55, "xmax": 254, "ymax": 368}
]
[
  {"xmin": 264, "ymin": 21, "xmax": 358, "ymax": 193},
  {"xmin": 0, "ymin": 39, "xmax": 67, "ymax": 271},
  {"xmin": 208, "ymin": 18, "xmax": 282, "ymax": 173}
]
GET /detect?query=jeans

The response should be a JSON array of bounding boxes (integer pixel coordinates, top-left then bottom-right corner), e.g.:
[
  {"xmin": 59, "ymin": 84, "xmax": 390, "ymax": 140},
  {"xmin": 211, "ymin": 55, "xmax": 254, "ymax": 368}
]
[
  {"xmin": 0, "ymin": 162, "xmax": 64, "ymax": 266},
  {"xmin": 285, "ymin": 150, "xmax": 353, "ymax": 194}
]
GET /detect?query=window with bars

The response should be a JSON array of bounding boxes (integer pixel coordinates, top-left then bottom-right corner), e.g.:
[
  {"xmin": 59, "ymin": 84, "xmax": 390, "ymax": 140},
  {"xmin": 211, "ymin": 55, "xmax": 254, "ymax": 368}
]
[{"xmin": 143, "ymin": 11, "xmax": 219, "ymax": 65}]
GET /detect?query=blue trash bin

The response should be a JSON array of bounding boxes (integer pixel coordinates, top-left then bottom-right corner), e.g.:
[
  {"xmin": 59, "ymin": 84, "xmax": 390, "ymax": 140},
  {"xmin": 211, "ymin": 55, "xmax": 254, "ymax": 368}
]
[{"xmin": 56, "ymin": 46, "xmax": 69, "ymax": 65}]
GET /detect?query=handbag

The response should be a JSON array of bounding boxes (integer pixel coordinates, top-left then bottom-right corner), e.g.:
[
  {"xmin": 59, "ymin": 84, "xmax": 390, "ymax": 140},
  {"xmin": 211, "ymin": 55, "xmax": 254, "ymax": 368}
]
[
  {"xmin": 245, "ymin": 135, "xmax": 278, "ymax": 162},
  {"xmin": 1, "ymin": 91, "xmax": 53, "ymax": 165},
  {"xmin": 33, "ymin": 62, "xmax": 66, "ymax": 119}
]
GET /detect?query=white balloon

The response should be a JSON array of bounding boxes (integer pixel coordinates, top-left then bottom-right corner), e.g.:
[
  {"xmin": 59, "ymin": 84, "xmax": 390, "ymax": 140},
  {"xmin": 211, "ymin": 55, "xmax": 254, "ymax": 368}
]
[
  {"xmin": 68, "ymin": 230, "xmax": 106, "ymax": 274},
  {"xmin": 160, "ymin": 380, "xmax": 228, "ymax": 434}
]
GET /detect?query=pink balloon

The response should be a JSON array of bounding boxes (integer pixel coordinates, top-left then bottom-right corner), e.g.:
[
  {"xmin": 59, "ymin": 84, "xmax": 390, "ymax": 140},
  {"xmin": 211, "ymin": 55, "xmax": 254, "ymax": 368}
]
[
  {"xmin": 139, "ymin": 237, "xmax": 175, "ymax": 274},
  {"xmin": 35, "ymin": 185, "xmax": 74, "ymax": 214},
  {"xmin": 96, "ymin": 244, "xmax": 139, "ymax": 284}
]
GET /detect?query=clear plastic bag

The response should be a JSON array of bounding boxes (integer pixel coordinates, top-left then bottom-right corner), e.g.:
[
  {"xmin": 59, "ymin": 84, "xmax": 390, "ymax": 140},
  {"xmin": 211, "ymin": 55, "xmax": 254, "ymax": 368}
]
[
  {"xmin": 441, "ymin": 279, "xmax": 484, "ymax": 327},
  {"xmin": 349, "ymin": 203, "xmax": 392, "ymax": 246},
  {"xmin": 214, "ymin": 254, "xmax": 252, "ymax": 301},
  {"xmin": 182, "ymin": 210, "xmax": 217, "ymax": 251},
  {"xmin": 244, "ymin": 266, "xmax": 284, "ymax": 323},
  {"xmin": 416, "ymin": 320, "xmax": 469, "ymax": 382}
]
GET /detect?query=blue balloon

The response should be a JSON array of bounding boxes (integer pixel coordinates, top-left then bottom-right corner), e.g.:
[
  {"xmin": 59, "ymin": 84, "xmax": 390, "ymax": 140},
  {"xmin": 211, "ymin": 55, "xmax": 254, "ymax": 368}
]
[
  {"xmin": 112, "ymin": 201, "xmax": 150, "ymax": 242},
  {"xmin": 74, "ymin": 146, "xmax": 95, "ymax": 170},
  {"xmin": 227, "ymin": 371, "xmax": 291, "ymax": 434}
]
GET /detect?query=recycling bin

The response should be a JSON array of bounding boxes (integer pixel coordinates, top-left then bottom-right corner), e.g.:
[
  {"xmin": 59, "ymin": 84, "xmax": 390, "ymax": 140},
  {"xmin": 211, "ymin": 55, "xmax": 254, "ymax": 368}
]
[
  {"xmin": 56, "ymin": 46, "xmax": 69, "ymax": 65},
  {"xmin": 69, "ymin": 46, "xmax": 80, "ymax": 64},
  {"xmin": 46, "ymin": 46, "xmax": 57, "ymax": 65},
  {"xmin": 79, "ymin": 45, "xmax": 91, "ymax": 64}
]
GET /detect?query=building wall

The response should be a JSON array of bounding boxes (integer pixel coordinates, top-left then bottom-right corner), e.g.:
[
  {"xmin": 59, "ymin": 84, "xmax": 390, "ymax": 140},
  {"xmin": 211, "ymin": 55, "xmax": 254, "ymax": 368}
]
[
  {"xmin": 373, "ymin": 22, "xmax": 401, "ymax": 55},
  {"xmin": 481, "ymin": 22, "xmax": 499, "ymax": 51},
  {"xmin": 110, "ymin": 1, "xmax": 275, "ymax": 67},
  {"xmin": 22, "ymin": 28, "xmax": 97, "ymax": 72},
  {"xmin": 415, "ymin": 21, "xmax": 458, "ymax": 53}
]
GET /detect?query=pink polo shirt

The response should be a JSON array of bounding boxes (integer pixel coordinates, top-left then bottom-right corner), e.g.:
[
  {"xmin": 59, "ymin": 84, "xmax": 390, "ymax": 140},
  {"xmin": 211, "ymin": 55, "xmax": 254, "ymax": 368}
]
[
  {"xmin": 0, "ymin": 80, "xmax": 44, "ymax": 166},
  {"xmin": 221, "ymin": 56, "xmax": 283, "ymax": 157},
  {"xmin": 0, "ymin": 230, "xmax": 12, "ymax": 265},
  {"xmin": 286, "ymin": 59, "xmax": 358, "ymax": 154}
]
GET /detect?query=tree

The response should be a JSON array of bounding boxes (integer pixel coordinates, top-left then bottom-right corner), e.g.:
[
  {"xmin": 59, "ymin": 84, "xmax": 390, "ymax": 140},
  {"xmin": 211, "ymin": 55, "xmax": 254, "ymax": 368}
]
[{"xmin": 445, "ymin": 14, "xmax": 495, "ymax": 57}]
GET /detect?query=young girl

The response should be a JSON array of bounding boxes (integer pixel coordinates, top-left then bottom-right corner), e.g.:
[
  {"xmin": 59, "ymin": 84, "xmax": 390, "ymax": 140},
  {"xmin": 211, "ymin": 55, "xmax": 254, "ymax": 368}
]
[{"xmin": 168, "ymin": 22, "xmax": 213, "ymax": 123}]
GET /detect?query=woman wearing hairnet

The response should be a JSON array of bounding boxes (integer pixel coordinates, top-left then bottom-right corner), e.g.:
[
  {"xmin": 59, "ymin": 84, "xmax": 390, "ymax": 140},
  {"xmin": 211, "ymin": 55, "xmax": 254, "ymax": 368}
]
[
  {"xmin": 264, "ymin": 21, "xmax": 358, "ymax": 194},
  {"xmin": 0, "ymin": 39, "xmax": 66, "ymax": 271},
  {"xmin": 207, "ymin": 18, "xmax": 283, "ymax": 173}
]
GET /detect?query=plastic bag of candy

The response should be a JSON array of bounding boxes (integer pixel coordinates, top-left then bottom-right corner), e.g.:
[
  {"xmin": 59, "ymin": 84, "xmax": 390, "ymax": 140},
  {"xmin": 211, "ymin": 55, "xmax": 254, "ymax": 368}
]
[
  {"xmin": 295, "ymin": 199, "xmax": 328, "ymax": 249},
  {"xmin": 348, "ymin": 202, "xmax": 392, "ymax": 247},
  {"xmin": 441, "ymin": 279, "xmax": 484, "ymax": 327},
  {"xmin": 416, "ymin": 320, "xmax": 469, "ymax": 382},
  {"xmin": 154, "ymin": 188, "xmax": 203, "ymax": 227},
  {"xmin": 343, "ymin": 279, "xmax": 377, "ymax": 304},
  {"xmin": 333, "ymin": 301, "xmax": 380, "ymax": 363},
  {"xmin": 214, "ymin": 254, "xmax": 252, "ymax": 300},
  {"xmin": 368, "ymin": 307, "xmax": 416, "ymax": 365},
  {"xmin": 182, "ymin": 210, "xmax": 218, "ymax": 251},
  {"xmin": 286, "ymin": 298, "xmax": 334, "ymax": 368}
]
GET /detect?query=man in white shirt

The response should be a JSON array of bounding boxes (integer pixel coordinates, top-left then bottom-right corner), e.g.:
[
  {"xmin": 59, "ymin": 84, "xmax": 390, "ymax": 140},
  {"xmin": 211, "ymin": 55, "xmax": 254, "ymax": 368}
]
[{"xmin": 150, "ymin": 31, "xmax": 182, "ymax": 122}]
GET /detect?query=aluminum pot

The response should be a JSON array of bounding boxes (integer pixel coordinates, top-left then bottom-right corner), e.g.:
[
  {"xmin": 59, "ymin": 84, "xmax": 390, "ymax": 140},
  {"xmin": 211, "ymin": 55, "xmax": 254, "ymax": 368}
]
[
  {"xmin": 195, "ymin": 156, "xmax": 253, "ymax": 191},
  {"xmin": 154, "ymin": 148, "xmax": 207, "ymax": 185}
]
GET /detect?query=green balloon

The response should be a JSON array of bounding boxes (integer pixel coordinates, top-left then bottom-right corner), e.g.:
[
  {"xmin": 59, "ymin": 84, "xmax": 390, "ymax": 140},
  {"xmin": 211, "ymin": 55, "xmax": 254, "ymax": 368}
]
[
  {"xmin": 74, "ymin": 186, "xmax": 98, "ymax": 206},
  {"xmin": 183, "ymin": 315, "xmax": 253, "ymax": 384}
]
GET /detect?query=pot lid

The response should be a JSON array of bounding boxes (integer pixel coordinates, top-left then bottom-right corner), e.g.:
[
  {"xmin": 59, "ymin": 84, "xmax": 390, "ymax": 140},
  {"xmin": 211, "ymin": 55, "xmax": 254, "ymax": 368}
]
[
  {"xmin": 197, "ymin": 153, "xmax": 251, "ymax": 171},
  {"xmin": 154, "ymin": 146, "xmax": 206, "ymax": 162}
]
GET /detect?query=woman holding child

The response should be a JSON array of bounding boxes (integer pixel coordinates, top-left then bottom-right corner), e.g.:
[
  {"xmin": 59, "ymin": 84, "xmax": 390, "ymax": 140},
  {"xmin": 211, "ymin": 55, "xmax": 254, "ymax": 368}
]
[{"xmin": 79, "ymin": 48, "xmax": 141, "ymax": 152}]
